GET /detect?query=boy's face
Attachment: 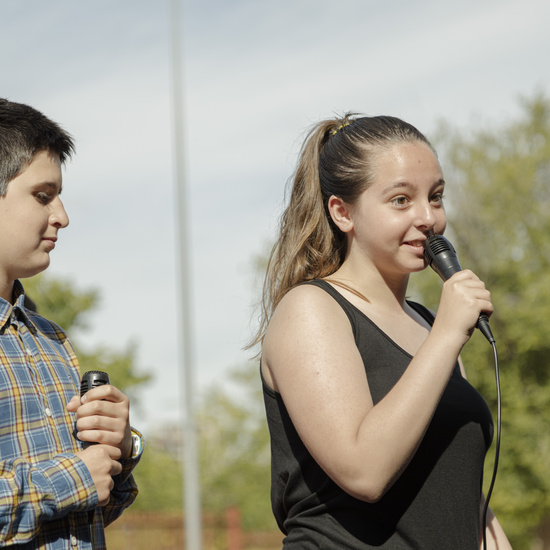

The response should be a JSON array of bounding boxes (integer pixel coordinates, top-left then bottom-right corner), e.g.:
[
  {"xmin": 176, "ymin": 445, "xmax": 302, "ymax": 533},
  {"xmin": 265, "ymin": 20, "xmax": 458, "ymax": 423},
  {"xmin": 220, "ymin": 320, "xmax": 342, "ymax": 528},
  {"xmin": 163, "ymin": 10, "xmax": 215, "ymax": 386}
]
[{"xmin": 0, "ymin": 150, "xmax": 69, "ymax": 286}]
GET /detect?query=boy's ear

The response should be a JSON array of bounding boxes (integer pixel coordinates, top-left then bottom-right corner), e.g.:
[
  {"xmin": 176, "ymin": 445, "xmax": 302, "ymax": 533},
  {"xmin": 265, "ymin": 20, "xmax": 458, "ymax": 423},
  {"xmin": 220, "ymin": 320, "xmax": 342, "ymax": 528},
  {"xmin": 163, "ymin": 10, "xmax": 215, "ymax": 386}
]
[{"xmin": 327, "ymin": 195, "xmax": 354, "ymax": 233}]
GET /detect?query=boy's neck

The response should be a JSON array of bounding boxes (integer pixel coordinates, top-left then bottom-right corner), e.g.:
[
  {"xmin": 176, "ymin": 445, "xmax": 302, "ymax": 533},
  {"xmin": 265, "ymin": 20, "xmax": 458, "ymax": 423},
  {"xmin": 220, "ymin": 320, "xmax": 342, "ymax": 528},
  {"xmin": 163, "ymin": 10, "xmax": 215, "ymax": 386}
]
[{"xmin": 0, "ymin": 279, "xmax": 15, "ymax": 304}]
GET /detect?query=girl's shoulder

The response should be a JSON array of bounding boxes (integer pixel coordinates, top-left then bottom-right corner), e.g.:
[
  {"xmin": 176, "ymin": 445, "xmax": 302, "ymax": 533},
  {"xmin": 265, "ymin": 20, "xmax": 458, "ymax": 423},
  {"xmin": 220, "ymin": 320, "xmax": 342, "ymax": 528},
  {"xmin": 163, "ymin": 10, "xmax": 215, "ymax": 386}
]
[
  {"xmin": 265, "ymin": 281, "xmax": 352, "ymax": 346},
  {"xmin": 276, "ymin": 280, "xmax": 347, "ymax": 317}
]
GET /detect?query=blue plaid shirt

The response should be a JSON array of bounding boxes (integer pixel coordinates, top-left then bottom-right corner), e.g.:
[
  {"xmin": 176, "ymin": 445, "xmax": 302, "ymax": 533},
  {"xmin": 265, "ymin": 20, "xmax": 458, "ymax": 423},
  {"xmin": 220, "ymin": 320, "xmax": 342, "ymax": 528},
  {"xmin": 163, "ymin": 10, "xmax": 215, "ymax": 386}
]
[{"xmin": 0, "ymin": 281, "xmax": 141, "ymax": 549}]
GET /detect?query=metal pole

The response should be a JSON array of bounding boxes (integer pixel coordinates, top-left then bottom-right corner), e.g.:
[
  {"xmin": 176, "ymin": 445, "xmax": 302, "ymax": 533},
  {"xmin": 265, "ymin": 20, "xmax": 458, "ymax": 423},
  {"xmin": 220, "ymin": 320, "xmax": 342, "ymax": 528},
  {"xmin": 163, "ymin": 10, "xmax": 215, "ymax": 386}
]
[{"xmin": 169, "ymin": 0, "xmax": 202, "ymax": 548}]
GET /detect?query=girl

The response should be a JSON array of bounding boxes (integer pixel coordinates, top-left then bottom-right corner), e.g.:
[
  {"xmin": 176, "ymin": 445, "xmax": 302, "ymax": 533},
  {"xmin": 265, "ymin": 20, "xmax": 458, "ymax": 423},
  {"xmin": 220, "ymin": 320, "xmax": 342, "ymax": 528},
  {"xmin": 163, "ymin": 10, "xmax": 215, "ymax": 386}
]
[{"xmin": 254, "ymin": 115, "xmax": 512, "ymax": 549}]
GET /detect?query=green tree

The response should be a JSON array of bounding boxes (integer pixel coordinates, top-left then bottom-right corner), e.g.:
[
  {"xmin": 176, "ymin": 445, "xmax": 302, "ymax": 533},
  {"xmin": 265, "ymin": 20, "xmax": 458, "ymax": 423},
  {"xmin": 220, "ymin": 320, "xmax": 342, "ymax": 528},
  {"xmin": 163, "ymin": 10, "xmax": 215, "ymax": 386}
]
[
  {"xmin": 22, "ymin": 273, "xmax": 188, "ymax": 516},
  {"xmin": 124, "ymin": 359, "xmax": 275, "ymax": 525},
  {"xmin": 129, "ymin": 441, "xmax": 183, "ymax": 512},
  {"xmin": 197, "ymin": 362, "xmax": 275, "ymax": 531},
  {"xmin": 411, "ymin": 92, "xmax": 550, "ymax": 549},
  {"xmin": 22, "ymin": 274, "xmax": 151, "ymax": 403}
]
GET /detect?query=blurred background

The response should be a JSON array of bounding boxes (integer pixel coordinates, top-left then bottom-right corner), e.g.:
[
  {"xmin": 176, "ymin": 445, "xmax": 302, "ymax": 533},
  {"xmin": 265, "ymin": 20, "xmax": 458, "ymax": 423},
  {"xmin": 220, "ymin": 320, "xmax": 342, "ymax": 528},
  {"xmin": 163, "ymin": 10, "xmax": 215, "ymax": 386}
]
[{"xmin": 2, "ymin": 0, "xmax": 550, "ymax": 548}]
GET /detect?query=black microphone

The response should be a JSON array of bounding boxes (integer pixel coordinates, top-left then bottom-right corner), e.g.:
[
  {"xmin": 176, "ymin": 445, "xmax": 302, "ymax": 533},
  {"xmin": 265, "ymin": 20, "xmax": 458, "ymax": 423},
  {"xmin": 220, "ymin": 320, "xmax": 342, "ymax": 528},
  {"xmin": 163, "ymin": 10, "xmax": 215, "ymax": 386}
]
[
  {"xmin": 80, "ymin": 370, "xmax": 110, "ymax": 397},
  {"xmin": 423, "ymin": 234, "xmax": 495, "ymax": 343},
  {"xmin": 79, "ymin": 371, "xmax": 110, "ymax": 544},
  {"xmin": 79, "ymin": 371, "xmax": 110, "ymax": 450}
]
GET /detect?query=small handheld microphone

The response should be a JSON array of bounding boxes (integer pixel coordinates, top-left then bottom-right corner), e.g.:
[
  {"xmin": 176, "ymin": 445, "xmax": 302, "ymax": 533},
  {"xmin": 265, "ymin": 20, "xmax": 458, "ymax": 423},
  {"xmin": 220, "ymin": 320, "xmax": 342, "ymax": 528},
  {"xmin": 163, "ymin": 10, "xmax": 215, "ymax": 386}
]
[
  {"xmin": 78, "ymin": 371, "xmax": 111, "ymax": 452},
  {"xmin": 79, "ymin": 371, "xmax": 110, "ymax": 543},
  {"xmin": 80, "ymin": 370, "xmax": 110, "ymax": 397},
  {"xmin": 423, "ymin": 234, "xmax": 495, "ymax": 343}
]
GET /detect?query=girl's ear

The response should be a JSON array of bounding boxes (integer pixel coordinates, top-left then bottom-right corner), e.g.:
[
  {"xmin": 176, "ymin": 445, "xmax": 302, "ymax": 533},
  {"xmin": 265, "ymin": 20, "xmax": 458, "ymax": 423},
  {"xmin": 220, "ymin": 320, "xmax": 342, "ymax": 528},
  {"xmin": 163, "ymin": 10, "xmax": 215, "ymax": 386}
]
[{"xmin": 328, "ymin": 195, "xmax": 354, "ymax": 233}]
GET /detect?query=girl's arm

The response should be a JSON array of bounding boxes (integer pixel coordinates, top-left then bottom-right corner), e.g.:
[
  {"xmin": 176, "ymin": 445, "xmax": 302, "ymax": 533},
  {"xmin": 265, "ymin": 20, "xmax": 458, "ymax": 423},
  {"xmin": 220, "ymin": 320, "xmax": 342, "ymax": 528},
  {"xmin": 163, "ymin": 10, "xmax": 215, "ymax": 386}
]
[
  {"xmin": 480, "ymin": 499, "xmax": 513, "ymax": 549},
  {"xmin": 262, "ymin": 270, "xmax": 492, "ymax": 502}
]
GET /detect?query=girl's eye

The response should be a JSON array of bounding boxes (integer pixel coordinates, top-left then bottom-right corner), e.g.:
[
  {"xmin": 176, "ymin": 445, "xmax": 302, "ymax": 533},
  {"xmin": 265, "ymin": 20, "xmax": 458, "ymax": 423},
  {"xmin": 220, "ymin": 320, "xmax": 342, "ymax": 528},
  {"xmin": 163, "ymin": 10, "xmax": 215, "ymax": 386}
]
[
  {"xmin": 391, "ymin": 196, "xmax": 409, "ymax": 206},
  {"xmin": 431, "ymin": 192, "xmax": 444, "ymax": 204}
]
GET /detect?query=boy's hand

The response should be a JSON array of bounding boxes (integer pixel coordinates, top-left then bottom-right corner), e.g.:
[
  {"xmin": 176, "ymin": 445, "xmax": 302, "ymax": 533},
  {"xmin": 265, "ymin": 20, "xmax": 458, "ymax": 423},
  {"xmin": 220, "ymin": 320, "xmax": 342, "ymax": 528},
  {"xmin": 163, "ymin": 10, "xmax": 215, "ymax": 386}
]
[
  {"xmin": 75, "ymin": 445, "xmax": 123, "ymax": 506},
  {"xmin": 67, "ymin": 385, "xmax": 133, "ymax": 459}
]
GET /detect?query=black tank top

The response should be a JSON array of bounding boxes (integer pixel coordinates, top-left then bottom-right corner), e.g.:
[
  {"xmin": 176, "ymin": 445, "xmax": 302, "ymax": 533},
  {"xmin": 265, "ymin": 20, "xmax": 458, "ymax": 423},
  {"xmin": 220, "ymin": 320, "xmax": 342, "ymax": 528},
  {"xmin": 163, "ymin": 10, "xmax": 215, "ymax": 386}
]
[{"xmin": 262, "ymin": 279, "xmax": 493, "ymax": 549}]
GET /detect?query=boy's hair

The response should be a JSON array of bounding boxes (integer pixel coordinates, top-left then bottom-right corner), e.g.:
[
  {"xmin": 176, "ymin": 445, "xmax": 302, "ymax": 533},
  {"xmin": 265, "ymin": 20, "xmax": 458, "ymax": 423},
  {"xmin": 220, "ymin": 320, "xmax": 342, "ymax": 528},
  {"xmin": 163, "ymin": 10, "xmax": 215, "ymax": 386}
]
[{"xmin": 0, "ymin": 98, "xmax": 75, "ymax": 195}]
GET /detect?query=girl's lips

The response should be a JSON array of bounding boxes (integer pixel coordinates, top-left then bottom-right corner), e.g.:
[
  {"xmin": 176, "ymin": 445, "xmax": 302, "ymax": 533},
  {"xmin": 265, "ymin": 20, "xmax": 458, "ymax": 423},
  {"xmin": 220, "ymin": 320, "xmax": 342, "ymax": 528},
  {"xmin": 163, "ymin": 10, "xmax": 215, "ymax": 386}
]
[
  {"xmin": 404, "ymin": 240, "xmax": 426, "ymax": 251},
  {"xmin": 404, "ymin": 240, "xmax": 427, "ymax": 258}
]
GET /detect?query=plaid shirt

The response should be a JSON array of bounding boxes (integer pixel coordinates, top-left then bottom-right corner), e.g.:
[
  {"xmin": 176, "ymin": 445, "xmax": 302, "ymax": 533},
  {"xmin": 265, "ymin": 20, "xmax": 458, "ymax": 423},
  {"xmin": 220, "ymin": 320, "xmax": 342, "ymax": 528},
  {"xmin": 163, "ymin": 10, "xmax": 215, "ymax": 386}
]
[{"xmin": 0, "ymin": 281, "xmax": 141, "ymax": 549}]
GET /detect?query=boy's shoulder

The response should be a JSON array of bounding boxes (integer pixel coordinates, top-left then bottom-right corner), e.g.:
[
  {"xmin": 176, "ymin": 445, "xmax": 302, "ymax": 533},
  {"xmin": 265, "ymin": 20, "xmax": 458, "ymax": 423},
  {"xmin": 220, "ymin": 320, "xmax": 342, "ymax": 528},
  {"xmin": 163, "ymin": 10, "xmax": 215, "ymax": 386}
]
[
  {"xmin": 25, "ymin": 307, "xmax": 67, "ymax": 337},
  {"xmin": 21, "ymin": 303, "xmax": 79, "ymax": 366},
  {"xmin": 13, "ymin": 281, "xmax": 69, "ymax": 339}
]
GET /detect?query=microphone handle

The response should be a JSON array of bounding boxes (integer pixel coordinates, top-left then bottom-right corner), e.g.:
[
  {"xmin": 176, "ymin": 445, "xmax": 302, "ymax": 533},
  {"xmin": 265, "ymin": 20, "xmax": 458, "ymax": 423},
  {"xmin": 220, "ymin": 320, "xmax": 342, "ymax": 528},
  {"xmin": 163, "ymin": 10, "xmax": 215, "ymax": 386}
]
[
  {"xmin": 476, "ymin": 313, "xmax": 494, "ymax": 343},
  {"xmin": 424, "ymin": 236, "xmax": 495, "ymax": 343},
  {"xmin": 79, "ymin": 370, "xmax": 111, "ymax": 541},
  {"xmin": 79, "ymin": 371, "xmax": 110, "ymax": 448}
]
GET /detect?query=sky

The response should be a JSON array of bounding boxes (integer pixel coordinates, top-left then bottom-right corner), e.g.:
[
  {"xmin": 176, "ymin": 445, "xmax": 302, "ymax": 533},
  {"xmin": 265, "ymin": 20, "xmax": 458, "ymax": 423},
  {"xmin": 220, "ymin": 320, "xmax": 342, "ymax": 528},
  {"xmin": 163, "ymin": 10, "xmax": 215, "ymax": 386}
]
[{"xmin": 1, "ymin": 0, "xmax": 549, "ymax": 434}]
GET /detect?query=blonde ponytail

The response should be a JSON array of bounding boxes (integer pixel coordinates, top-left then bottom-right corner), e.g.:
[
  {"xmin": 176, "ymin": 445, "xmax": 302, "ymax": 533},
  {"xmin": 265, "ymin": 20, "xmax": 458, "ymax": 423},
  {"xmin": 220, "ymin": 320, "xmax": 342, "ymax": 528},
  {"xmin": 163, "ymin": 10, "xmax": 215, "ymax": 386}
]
[{"xmin": 249, "ymin": 113, "xmax": 432, "ymax": 349}]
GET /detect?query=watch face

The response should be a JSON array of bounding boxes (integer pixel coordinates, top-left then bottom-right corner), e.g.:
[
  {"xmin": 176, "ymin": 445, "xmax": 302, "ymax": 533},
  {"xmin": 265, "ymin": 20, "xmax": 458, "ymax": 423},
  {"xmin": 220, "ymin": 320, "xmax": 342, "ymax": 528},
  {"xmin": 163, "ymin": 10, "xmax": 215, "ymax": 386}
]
[{"xmin": 131, "ymin": 434, "xmax": 141, "ymax": 456}]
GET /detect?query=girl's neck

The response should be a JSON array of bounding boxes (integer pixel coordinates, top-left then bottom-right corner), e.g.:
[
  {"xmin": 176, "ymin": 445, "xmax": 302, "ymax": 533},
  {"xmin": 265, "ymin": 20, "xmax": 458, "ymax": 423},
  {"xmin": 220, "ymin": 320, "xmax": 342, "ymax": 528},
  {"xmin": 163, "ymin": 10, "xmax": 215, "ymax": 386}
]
[{"xmin": 327, "ymin": 259, "xmax": 410, "ymax": 310}]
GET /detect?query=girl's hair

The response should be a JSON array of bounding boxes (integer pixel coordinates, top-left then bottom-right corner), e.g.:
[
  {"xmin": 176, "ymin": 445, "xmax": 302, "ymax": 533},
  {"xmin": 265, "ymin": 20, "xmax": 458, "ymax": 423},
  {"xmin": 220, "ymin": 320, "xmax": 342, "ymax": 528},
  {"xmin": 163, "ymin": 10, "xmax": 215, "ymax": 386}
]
[{"xmin": 250, "ymin": 113, "xmax": 433, "ymax": 348}]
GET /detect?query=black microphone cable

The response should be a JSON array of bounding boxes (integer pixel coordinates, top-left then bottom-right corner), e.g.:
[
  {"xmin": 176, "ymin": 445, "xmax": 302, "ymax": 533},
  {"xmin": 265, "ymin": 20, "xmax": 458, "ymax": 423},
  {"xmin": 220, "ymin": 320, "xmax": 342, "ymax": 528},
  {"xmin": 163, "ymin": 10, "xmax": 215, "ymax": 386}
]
[
  {"xmin": 423, "ymin": 234, "xmax": 501, "ymax": 550},
  {"xmin": 482, "ymin": 342, "xmax": 501, "ymax": 550}
]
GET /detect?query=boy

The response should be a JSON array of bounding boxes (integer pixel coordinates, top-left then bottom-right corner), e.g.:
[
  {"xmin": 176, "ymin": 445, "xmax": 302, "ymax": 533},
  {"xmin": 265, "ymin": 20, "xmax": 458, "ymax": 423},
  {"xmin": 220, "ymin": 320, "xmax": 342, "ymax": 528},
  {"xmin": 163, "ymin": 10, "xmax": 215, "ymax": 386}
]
[{"xmin": 0, "ymin": 98, "xmax": 143, "ymax": 549}]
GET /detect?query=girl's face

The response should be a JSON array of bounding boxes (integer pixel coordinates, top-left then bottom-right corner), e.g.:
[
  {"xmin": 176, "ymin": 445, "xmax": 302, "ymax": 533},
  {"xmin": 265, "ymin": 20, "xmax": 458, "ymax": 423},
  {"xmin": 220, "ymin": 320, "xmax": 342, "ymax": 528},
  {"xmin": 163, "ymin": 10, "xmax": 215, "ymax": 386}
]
[{"xmin": 346, "ymin": 141, "xmax": 446, "ymax": 277}]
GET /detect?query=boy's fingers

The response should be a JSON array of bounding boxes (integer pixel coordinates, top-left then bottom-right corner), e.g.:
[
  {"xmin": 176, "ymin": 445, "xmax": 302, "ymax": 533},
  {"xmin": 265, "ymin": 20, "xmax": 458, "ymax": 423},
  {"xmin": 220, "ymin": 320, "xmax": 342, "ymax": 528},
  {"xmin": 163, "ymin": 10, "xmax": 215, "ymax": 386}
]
[{"xmin": 66, "ymin": 395, "xmax": 81, "ymax": 411}]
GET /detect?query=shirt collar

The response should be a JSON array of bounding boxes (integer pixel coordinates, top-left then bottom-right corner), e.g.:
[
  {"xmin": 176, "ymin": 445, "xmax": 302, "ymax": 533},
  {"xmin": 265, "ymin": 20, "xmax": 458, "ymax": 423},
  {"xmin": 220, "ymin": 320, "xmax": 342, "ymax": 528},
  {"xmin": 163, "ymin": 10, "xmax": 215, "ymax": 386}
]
[{"xmin": 0, "ymin": 280, "xmax": 35, "ymax": 332}]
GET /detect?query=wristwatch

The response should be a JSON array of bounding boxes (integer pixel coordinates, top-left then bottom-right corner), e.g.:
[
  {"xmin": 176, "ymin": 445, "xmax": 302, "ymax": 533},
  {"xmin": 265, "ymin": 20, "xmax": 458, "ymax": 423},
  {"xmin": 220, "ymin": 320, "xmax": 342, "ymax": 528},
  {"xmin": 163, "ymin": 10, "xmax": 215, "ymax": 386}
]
[{"xmin": 130, "ymin": 430, "xmax": 143, "ymax": 458}]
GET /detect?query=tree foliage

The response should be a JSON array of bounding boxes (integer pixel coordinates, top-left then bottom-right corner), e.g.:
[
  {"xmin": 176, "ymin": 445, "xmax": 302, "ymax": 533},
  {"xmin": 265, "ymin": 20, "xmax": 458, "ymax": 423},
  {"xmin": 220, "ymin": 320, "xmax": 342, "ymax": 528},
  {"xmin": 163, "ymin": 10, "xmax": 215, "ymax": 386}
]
[
  {"xmin": 22, "ymin": 274, "xmax": 151, "ymax": 404},
  {"xmin": 129, "ymin": 442, "xmax": 183, "ymax": 512},
  {"xmin": 411, "ymin": 92, "xmax": 550, "ymax": 549},
  {"xmin": 23, "ymin": 274, "xmax": 97, "ymax": 332},
  {"xmin": 133, "ymin": 361, "xmax": 275, "ymax": 527},
  {"xmin": 20, "ymin": 274, "xmax": 186, "ymax": 515},
  {"xmin": 197, "ymin": 362, "xmax": 275, "ymax": 531}
]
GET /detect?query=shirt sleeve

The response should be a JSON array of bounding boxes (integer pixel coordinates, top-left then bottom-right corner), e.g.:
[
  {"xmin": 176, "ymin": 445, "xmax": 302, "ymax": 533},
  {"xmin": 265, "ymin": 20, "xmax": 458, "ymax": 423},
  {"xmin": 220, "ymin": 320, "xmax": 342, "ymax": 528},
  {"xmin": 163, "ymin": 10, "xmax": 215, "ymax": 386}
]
[
  {"xmin": 101, "ymin": 428, "xmax": 144, "ymax": 527},
  {"xmin": 0, "ymin": 453, "xmax": 97, "ymax": 545}
]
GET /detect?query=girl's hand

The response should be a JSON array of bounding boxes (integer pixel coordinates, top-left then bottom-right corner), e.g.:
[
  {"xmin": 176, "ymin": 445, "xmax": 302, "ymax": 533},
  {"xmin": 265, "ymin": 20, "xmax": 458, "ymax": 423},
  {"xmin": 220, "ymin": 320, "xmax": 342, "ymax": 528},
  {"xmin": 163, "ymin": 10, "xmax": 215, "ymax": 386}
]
[{"xmin": 433, "ymin": 269, "xmax": 493, "ymax": 348}]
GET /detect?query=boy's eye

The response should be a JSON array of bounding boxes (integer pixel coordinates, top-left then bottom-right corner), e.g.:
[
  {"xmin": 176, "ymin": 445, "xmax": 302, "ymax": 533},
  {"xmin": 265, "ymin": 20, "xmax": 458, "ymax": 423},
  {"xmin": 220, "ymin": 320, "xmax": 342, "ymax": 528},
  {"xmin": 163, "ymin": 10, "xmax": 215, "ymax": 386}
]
[{"xmin": 35, "ymin": 192, "xmax": 52, "ymax": 204}]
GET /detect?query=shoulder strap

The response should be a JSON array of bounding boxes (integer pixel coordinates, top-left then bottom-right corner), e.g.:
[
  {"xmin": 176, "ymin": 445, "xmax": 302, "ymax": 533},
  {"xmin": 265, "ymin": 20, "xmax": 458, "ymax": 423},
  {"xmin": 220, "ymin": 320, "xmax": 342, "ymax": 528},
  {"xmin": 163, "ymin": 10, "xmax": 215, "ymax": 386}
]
[
  {"xmin": 407, "ymin": 300, "xmax": 435, "ymax": 326},
  {"xmin": 301, "ymin": 279, "xmax": 360, "ymax": 338}
]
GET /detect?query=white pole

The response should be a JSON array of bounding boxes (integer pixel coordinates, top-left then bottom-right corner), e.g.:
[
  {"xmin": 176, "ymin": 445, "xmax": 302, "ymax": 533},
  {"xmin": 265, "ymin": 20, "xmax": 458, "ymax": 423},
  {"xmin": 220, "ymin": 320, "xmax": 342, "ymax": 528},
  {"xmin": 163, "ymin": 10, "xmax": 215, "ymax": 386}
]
[{"xmin": 169, "ymin": 0, "xmax": 202, "ymax": 548}]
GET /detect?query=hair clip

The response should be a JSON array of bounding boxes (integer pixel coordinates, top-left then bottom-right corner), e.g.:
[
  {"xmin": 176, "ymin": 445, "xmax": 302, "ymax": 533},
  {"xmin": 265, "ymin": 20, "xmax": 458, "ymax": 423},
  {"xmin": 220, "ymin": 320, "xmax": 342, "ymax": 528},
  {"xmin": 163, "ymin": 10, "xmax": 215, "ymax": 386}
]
[{"xmin": 332, "ymin": 122, "xmax": 351, "ymax": 136}]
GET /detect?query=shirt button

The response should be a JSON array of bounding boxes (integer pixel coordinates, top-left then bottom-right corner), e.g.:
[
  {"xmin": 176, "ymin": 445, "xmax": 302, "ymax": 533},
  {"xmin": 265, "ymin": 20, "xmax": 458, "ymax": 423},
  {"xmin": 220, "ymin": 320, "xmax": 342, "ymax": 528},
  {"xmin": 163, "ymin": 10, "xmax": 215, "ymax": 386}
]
[
  {"xmin": 26, "ymin": 348, "xmax": 32, "ymax": 356},
  {"xmin": 71, "ymin": 534, "xmax": 78, "ymax": 546},
  {"xmin": 45, "ymin": 408, "xmax": 52, "ymax": 417}
]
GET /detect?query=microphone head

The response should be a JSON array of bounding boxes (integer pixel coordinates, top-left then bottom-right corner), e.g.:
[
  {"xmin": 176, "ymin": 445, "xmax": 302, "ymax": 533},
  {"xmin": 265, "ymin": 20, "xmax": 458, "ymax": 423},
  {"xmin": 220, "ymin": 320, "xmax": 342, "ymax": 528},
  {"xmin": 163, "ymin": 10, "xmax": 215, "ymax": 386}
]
[
  {"xmin": 423, "ymin": 234, "xmax": 462, "ymax": 281},
  {"xmin": 423, "ymin": 234, "xmax": 454, "ymax": 265},
  {"xmin": 80, "ymin": 370, "xmax": 110, "ymax": 397}
]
